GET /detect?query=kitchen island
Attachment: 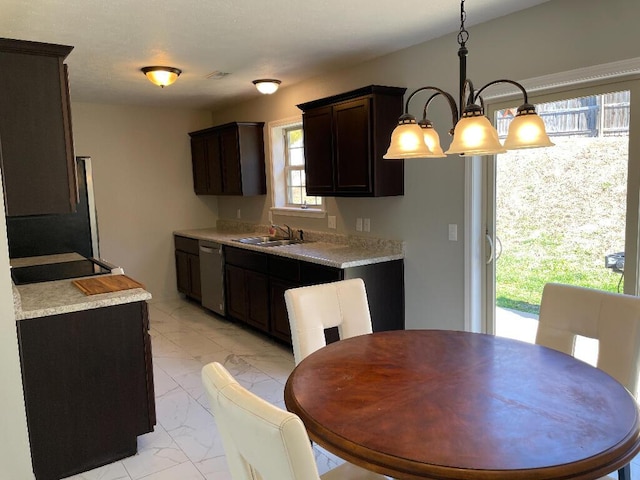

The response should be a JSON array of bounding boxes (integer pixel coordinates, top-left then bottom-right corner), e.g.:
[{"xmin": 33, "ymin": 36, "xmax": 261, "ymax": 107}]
[{"xmin": 12, "ymin": 268, "xmax": 155, "ymax": 480}]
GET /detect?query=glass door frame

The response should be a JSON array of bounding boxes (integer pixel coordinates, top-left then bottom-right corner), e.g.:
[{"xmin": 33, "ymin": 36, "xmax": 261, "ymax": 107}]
[{"xmin": 477, "ymin": 77, "xmax": 640, "ymax": 334}]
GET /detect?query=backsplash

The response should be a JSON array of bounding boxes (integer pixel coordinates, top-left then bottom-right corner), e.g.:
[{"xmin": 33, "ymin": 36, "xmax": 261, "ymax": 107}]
[{"xmin": 216, "ymin": 219, "xmax": 405, "ymax": 254}]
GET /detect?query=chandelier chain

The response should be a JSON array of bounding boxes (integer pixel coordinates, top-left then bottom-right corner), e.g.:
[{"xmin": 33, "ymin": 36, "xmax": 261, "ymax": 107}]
[{"xmin": 457, "ymin": 0, "xmax": 469, "ymax": 46}]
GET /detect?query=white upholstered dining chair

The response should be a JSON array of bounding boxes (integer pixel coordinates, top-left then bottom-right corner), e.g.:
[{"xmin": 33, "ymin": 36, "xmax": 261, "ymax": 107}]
[
  {"xmin": 284, "ymin": 278, "xmax": 373, "ymax": 364},
  {"xmin": 201, "ymin": 362, "xmax": 386, "ymax": 480},
  {"xmin": 536, "ymin": 282, "xmax": 640, "ymax": 480}
]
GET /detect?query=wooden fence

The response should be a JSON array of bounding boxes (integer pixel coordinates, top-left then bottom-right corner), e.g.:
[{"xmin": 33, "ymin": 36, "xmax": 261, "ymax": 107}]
[{"xmin": 496, "ymin": 91, "xmax": 630, "ymax": 138}]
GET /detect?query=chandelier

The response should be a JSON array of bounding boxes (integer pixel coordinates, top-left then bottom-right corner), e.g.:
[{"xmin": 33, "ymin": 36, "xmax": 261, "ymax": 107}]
[{"xmin": 384, "ymin": 0, "xmax": 553, "ymax": 159}]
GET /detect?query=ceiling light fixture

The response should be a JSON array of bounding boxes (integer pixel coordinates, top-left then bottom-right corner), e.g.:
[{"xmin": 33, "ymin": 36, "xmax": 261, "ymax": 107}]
[
  {"xmin": 384, "ymin": 0, "xmax": 553, "ymax": 159},
  {"xmin": 253, "ymin": 79, "xmax": 281, "ymax": 95},
  {"xmin": 141, "ymin": 66, "xmax": 182, "ymax": 88}
]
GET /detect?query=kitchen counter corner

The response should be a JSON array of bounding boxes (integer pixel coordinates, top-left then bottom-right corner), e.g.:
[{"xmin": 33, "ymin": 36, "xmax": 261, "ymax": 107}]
[{"xmin": 14, "ymin": 275, "xmax": 152, "ymax": 320}]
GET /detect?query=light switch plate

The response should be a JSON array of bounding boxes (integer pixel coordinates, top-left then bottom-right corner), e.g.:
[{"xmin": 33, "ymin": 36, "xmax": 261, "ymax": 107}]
[
  {"xmin": 328, "ymin": 216, "xmax": 337, "ymax": 229},
  {"xmin": 448, "ymin": 223, "xmax": 458, "ymax": 241},
  {"xmin": 356, "ymin": 218, "xmax": 363, "ymax": 231},
  {"xmin": 363, "ymin": 218, "xmax": 370, "ymax": 232}
]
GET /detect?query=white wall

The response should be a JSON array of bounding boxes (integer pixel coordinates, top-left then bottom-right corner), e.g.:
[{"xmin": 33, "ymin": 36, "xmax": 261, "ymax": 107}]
[
  {"xmin": 71, "ymin": 103, "xmax": 218, "ymax": 299},
  {"xmin": 207, "ymin": 0, "xmax": 640, "ymax": 330}
]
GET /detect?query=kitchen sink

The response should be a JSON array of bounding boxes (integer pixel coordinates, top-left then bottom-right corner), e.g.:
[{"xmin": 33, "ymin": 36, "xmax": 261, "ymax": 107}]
[
  {"xmin": 234, "ymin": 236, "xmax": 277, "ymax": 245},
  {"xmin": 232, "ymin": 236, "xmax": 305, "ymax": 248}
]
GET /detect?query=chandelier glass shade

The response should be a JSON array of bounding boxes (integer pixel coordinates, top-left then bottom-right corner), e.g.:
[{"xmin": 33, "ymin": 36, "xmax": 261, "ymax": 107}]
[{"xmin": 383, "ymin": 0, "xmax": 553, "ymax": 159}]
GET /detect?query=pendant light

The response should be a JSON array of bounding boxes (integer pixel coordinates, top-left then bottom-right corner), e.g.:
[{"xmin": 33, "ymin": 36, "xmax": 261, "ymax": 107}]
[
  {"xmin": 384, "ymin": 0, "xmax": 553, "ymax": 159},
  {"xmin": 141, "ymin": 66, "xmax": 182, "ymax": 88}
]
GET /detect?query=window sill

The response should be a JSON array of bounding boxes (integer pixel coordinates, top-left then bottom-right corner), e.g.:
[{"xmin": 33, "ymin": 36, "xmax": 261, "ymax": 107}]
[{"xmin": 270, "ymin": 206, "xmax": 326, "ymax": 219}]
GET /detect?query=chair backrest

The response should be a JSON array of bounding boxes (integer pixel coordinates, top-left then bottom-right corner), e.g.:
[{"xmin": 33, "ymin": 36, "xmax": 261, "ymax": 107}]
[
  {"xmin": 284, "ymin": 278, "xmax": 373, "ymax": 364},
  {"xmin": 536, "ymin": 282, "xmax": 640, "ymax": 396},
  {"xmin": 201, "ymin": 362, "xmax": 321, "ymax": 480}
]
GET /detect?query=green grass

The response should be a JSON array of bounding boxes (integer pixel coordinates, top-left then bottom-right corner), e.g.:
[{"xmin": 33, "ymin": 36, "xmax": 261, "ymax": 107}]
[
  {"xmin": 496, "ymin": 250, "xmax": 623, "ymax": 314},
  {"xmin": 495, "ymin": 136, "xmax": 628, "ymax": 315}
]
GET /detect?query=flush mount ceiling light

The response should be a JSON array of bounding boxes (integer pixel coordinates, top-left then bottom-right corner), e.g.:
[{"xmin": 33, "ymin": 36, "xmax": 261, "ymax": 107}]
[
  {"xmin": 141, "ymin": 66, "xmax": 182, "ymax": 88},
  {"xmin": 384, "ymin": 0, "xmax": 553, "ymax": 159},
  {"xmin": 253, "ymin": 79, "xmax": 281, "ymax": 95}
]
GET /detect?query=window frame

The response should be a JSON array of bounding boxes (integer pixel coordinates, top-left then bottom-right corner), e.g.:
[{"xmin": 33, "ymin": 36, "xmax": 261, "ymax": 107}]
[
  {"xmin": 282, "ymin": 125, "xmax": 322, "ymax": 209},
  {"xmin": 268, "ymin": 116, "xmax": 325, "ymax": 219}
]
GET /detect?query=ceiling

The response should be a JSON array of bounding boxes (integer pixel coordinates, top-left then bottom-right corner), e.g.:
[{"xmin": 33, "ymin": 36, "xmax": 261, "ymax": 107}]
[{"xmin": 2, "ymin": 0, "xmax": 551, "ymax": 111}]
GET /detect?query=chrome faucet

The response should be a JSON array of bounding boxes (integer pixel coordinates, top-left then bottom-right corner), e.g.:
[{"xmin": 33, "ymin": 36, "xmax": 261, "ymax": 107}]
[{"xmin": 272, "ymin": 224, "xmax": 292, "ymax": 240}]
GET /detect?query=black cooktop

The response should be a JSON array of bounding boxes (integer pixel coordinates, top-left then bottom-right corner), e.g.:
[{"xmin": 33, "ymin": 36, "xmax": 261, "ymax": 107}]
[{"xmin": 11, "ymin": 259, "xmax": 111, "ymax": 285}]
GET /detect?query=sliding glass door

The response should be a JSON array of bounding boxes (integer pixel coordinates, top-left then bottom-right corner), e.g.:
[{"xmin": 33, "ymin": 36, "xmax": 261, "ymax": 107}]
[{"xmin": 482, "ymin": 78, "xmax": 640, "ymax": 339}]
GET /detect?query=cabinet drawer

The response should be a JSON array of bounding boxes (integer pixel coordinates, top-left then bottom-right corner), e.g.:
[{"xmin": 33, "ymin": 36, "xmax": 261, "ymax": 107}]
[
  {"xmin": 174, "ymin": 235, "xmax": 199, "ymax": 255},
  {"xmin": 268, "ymin": 256, "xmax": 300, "ymax": 282},
  {"xmin": 224, "ymin": 246, "xmax": 268, "ymax": 273},
  {"xmin": 300, "ymin": 262, "xmax": 342, "ymax": 285}
]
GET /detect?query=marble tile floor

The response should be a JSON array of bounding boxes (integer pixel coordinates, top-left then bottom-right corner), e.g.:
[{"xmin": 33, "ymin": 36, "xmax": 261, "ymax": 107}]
[
  {"xmin": 63, "ymin": 300, "xmax": 635, "ymax": 479},
  {"xmin": 64, "ymin": 297, "xmax": 345, "ymax": 480}
]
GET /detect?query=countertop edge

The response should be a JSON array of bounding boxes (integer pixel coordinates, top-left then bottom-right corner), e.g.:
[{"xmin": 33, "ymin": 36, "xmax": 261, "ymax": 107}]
[{"xmin": 14, "ymin": 280, "xmax": 152, "ymax": 321}]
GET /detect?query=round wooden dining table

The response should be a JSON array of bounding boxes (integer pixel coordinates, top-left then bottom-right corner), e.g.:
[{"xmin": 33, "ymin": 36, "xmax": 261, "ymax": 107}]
[{"xmin": 284, "ymin": 330, "xmax": 640, "ymax": 480}]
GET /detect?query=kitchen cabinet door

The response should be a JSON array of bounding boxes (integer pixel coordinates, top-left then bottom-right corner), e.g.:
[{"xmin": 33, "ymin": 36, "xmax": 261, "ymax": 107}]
[
  {"xmin": 225, "ymin": 264, "xmax": 247, "ymax": 321},
  {"xmin": 333, "ymin": 98, "xmax": 371, "ymax": 193},
  {"xmin": 269, "ymin": 278, "xmax": 296, "ymax": 343},
  {"xmin": 188, "ymin": 254, "xmax": 201, "ymax": 301},
  {"xmin": 225, "ymin": 264, "xmax": 269, "ymax": 331},
  {"xmin": 189, "ymin": 122, "xmax": 266, "ymax": 196},
  {"xmin": 244, "ymin": 270, "xmax": 269, "ymax": 331},
  {"xmin": 298, "ymin": 85, "xmax": 405, "ymax": 197},
  {"xmin": 0, "ymin": 39, "xmax": 77, "ymax": 216},
  {"xmin": 220, "ymin": 127, "xmax": 242, "ymax": 195},
  {"xmin": 303, "ymin": 106, "xmax": 334, "ymax": 195},
  {"xmin": 190, "ymin": 136, "xmax": 209, "ymax": 194},
  {"xmin": 175, "ymin": 250, "xmax": 191, "ymax": 295},
  {"xmin": 206, "ymin": 134, "xmax": 224, "ymax": 194},
  {"xmin": 174, "ymin": 235, "xmax": 201, "ymax": 301}
]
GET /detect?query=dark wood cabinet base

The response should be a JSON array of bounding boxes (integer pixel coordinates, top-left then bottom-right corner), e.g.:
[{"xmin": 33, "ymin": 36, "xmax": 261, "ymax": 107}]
[
  {"xmin": 16, "ymin": 302, "xmax": 155, "ymax": 480},
  {"xmin": 224, "ymin": 245, "xmax": 404, "ymax": 345}
]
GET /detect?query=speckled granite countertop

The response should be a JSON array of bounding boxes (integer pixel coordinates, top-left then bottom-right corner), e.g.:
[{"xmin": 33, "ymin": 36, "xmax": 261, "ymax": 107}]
[
  {"xmin": 11, "ymin": 253, "xmax": 152, "ymax": 320},
  {"xmin": 174, "ymin": 223, "xmax": 405, "ymax": 269},
  {"xmin": 14, "ymin": 277, "xmax": 151, "ymax": 321}
]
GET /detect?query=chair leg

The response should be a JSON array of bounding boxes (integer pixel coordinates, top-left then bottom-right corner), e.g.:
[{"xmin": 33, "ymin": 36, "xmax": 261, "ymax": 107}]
[{"xmin": 618, "ymin": 463, "xmax": 631, "ymax": 480}]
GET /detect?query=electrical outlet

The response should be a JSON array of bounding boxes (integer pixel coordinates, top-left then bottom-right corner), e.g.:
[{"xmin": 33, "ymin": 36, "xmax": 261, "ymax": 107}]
[
  {"xmin": 236, "ymin": 208, "xmax": 241, "ymax": 219},
  {"xmin": 328, "ymin": 215, "xmax": 337, "ymax": 229},
  {"xmin": 268, "ymin": 211, "xmax": 272, "ymax": 223},
  {"xmin": 363, "ymin": 218, "xmax": 370, "ymax": 232},
  {"xmin": 448, "ymin": 223, "xmax": 458, "ymax": 241},
  {"xmin": 356, "ymin": 218, "xmax": 363, "ymax": 231}
]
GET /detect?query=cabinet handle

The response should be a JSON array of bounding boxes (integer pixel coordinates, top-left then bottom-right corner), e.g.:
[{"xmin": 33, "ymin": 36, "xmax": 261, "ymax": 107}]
[{"xmin": 200, "ymin": 246, "xmax": 215, "ymax": 254}]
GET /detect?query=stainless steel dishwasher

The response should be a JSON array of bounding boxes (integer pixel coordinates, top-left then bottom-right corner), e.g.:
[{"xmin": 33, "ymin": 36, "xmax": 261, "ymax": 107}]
[{"xmin": 199, "ymin": 240, "xmax": 225, "ymax": 316}]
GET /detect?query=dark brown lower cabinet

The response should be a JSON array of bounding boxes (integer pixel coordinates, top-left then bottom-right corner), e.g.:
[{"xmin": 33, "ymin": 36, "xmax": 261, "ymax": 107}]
[
  {"xmin": 224, "ymin": 246, "xmax": 404, "ymax": 345},
  {"xmin": 245, "ymin": 270, "xmax": 269, "ymax": 331},
  {"xmin": 269, "ymin": 277, "xmax": 297, "ymax": 343},
  {"xmin": 175, "ymin": 236, "xmax": 201, "ymax": 301},
  {"xmin": 16, "ymin": 301, "xmax": 155, "ymax": 480}
]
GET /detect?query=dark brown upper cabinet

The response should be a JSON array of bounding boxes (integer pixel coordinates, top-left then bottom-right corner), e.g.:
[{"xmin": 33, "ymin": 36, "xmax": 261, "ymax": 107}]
[
  {"xmin": 297, "ymin": 85, "xmax": 406, "ymax": 197},
  {"xmin": 189, "ymin": 122, "xmax": 266, "ymax": 196},
  {"xmin": 0, "ymin": 38, "xmax": 77, "ymax": 216}
]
